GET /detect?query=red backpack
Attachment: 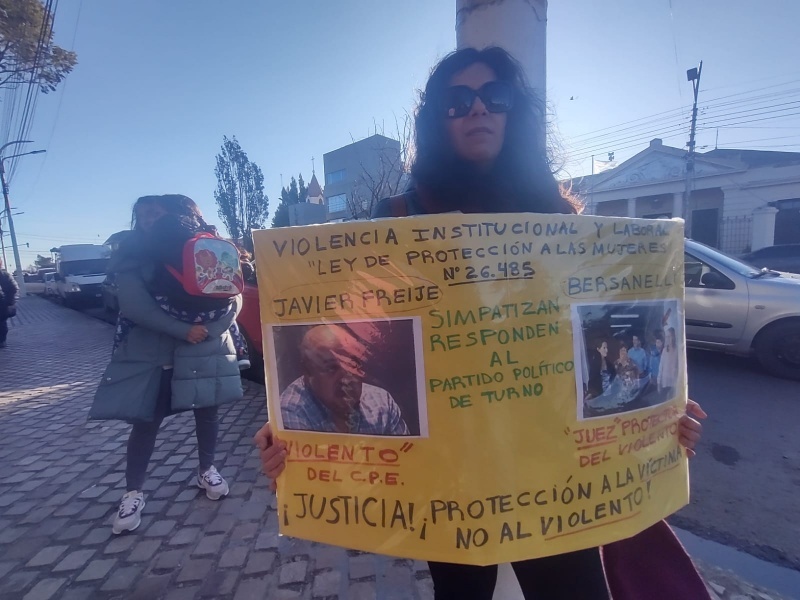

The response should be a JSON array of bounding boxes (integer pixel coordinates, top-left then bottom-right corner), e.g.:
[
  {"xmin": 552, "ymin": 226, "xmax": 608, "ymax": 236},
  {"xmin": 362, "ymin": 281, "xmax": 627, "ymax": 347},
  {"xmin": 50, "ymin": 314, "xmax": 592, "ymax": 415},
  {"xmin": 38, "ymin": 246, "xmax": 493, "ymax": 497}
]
[{"xmin": 165, "ymin": 233, "xmax": 244, "ymax": 298}]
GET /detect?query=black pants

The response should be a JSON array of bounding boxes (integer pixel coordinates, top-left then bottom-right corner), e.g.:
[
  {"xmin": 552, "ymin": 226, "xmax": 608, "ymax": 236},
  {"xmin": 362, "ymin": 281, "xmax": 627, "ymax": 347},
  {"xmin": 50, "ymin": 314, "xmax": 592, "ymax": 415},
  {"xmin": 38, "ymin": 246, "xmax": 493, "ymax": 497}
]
[
  {"xmin": 0, "ymin": 317, "xmax": 7, "ymax": 344},
  {"xmin": 125, "ymin": 370, "xmax": 219, "ymax": 492},
  {"xmin": 429, "ymin": 548, "xmax": 609, "ymax": 600}
]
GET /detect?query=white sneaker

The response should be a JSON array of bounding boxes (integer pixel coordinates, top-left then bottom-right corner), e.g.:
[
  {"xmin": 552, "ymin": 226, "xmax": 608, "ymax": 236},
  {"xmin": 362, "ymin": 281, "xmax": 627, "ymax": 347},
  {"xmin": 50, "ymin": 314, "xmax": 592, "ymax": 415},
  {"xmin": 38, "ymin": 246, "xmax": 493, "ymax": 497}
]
[
  {"xmin": 112, "ymin": 491, "xmax": 145, "ymax": 535},
  {"xmin": 197, "ymin": 466, "xmax": 229, "ymax": 500}
]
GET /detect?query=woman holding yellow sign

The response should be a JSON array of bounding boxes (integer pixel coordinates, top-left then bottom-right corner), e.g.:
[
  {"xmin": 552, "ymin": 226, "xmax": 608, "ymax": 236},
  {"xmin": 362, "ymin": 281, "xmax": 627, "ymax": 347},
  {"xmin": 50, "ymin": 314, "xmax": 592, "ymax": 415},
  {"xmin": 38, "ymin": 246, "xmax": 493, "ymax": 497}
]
[{"xmin": 256, "ymin": 47, "xmax": 708, "ymax": 600}]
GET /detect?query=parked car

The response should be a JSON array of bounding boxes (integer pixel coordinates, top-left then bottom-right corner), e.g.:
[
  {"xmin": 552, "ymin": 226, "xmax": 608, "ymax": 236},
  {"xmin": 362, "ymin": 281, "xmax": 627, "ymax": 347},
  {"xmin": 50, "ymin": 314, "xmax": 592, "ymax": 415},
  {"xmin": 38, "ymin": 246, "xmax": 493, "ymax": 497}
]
[
  {"xmin": 44, "ymin": 272, "xmax": 58, "ymax": 297},
  {"xmin": 740, "ymin": 244, "xmax": 800, "ymax": 275},
  {"xmin": 23, "ymin": 272, "xmax": 46, "ymax": 295},
  {"xmin": 684, "ymin": 239, "xmax": 800, "ymax": 380},
  {"xmin": 101, "ymin": 273, "xmax": 119, "ymax": 313}
]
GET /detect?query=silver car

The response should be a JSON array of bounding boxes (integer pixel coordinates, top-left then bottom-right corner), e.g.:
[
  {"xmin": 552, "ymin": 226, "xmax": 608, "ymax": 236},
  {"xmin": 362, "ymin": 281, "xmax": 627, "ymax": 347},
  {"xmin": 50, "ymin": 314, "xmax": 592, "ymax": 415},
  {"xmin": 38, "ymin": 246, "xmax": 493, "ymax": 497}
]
[{"xmin": 684, "ymin": 239, "xmax": 800, "ymax": 380}]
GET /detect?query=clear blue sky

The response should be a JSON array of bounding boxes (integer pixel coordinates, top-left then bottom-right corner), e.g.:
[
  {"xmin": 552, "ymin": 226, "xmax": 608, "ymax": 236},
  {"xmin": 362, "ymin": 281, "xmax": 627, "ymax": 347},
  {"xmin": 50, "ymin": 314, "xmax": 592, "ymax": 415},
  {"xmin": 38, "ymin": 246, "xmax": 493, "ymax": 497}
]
[{"xmin": 5, "ymin": 0, "xmax": 800, "ymax": 268}]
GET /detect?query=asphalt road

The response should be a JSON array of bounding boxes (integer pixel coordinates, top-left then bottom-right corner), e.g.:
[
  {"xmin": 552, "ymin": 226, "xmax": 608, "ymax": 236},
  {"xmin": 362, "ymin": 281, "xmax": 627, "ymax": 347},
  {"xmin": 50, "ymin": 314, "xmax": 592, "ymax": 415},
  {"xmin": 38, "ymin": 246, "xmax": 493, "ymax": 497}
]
[
  {"xmin": 72, "ymin": 298, "xmax": 800, "ymax": 571},
  {"xmin": 673, "ymin": 348, "xmax": 800, "ymax": 571}
]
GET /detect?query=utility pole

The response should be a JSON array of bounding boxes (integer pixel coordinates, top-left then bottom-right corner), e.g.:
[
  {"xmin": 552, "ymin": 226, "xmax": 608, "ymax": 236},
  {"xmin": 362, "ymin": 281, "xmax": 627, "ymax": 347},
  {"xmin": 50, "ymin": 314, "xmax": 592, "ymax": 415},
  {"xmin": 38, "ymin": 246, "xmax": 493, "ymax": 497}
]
[
  {"xmin": 0, "ymin": 160, "xmax": 25, "ymax": 293},
  {"xmin": 456, "ymin": 0, "xmax": 548, "ymax": 143},
  {"xmin": 683, "ymin": 61, "xmax": 703, "ymax": 235},
  {"xmin": 0, "ymin": 141, "xmax": 46, "ymax": 293}
]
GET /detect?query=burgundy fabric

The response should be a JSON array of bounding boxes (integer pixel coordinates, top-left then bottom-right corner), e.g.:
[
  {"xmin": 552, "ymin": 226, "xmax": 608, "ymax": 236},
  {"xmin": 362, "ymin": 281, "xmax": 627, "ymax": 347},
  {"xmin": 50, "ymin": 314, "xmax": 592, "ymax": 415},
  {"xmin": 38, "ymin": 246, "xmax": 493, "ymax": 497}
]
[{"xmin": 602, "ymin": 521, "xmax": 711, "ymax": 600}]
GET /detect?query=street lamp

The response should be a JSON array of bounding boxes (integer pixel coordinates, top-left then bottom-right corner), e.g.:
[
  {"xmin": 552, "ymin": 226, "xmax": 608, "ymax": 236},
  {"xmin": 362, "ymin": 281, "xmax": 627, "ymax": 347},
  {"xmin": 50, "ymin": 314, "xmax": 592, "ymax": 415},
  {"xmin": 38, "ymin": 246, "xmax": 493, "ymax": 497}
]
[{"xmin": 0, "ymin": 140, "xmax": 46, "ymax": 293}]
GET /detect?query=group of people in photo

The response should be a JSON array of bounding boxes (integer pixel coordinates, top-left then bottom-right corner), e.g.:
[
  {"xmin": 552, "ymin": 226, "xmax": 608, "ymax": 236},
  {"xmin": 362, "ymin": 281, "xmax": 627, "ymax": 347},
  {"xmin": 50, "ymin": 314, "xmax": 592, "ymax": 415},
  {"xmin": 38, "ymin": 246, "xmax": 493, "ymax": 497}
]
[{"xmin": 585, "ymin": 326, "xmax": 680, "ymax": 415}]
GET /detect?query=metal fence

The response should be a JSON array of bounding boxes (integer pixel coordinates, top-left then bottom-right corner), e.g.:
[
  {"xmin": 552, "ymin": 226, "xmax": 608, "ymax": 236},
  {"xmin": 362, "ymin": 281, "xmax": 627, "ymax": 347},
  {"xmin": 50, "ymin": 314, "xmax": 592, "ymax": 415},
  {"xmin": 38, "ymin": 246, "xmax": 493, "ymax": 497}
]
[{"xmin": 719, "ymin": 215, "xmax": 752, "ymax": 255}]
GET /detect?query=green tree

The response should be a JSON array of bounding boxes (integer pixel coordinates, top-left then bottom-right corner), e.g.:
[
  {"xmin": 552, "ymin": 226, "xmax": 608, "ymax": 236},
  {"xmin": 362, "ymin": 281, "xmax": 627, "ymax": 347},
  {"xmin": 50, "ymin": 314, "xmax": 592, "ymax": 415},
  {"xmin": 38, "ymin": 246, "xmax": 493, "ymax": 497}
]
[
  {"xmin": 0, "ymin": 0, "xmax": 78, "ymax": 92},
  {"xmin": 213, "ymin": 136, "xmax": 269, "ymax": 251},
  {"xmin": 34, "ymin": 254, "xmax": 54, "ymax": 269},
  {"xmin": 271, "ymin": 174, "xmax": 308, "ymax": 228}
]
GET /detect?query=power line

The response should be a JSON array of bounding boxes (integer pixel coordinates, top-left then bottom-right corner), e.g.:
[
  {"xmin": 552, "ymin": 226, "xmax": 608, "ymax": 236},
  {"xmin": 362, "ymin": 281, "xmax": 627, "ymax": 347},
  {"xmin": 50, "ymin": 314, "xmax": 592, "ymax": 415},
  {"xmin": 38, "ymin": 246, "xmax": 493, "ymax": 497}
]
[
  {"xmin": 568, "ymin": 81, "xmax": 800, "ymax": 143},
  {"xmin": 23, "ymin": 0, "xmax": 83, "ymax": 203},
  {"xmin": 565, "ymin": 96, "xmax": 800, "ymax": 157}
]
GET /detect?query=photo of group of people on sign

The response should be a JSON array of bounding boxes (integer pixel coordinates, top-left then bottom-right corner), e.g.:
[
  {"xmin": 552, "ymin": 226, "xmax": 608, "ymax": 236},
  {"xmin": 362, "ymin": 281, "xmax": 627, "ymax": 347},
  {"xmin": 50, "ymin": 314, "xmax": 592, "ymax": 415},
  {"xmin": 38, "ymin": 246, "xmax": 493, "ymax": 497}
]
[{"xmin": 574, "ymin": 300, "xmax": 681, "ymax": 419}]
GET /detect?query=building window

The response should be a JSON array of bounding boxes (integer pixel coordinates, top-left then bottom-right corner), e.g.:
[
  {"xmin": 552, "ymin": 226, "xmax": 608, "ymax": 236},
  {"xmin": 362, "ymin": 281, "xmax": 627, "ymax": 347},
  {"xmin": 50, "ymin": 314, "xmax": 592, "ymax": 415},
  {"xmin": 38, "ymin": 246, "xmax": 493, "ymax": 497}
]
[
  {"xmin": 325, "ymin": 169, "xmax": 346, "ymax": 185},
  {"xmin": 327, "ymin": 193, "xmax": 347, "ymax": 213}
]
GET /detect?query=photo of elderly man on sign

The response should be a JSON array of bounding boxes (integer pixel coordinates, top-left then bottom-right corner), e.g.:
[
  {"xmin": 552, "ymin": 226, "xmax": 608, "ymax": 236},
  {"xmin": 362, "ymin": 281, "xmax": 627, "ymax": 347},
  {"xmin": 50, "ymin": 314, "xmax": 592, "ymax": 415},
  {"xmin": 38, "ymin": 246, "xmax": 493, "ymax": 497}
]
[{"xmin": 269, "ymin": 319, "xmax": 426, "ymax": 437}]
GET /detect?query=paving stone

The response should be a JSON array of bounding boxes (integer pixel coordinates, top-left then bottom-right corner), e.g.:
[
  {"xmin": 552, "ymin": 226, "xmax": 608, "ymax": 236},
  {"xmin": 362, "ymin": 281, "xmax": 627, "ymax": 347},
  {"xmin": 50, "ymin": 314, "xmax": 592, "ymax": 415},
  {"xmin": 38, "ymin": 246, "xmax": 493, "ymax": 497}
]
[
  {"xmin": 192, "ymin": 533, "xmax": 226, "ymax": 557},
  {"xmin": 153, "ymin": 549, "xmax": 186, "ymax": 571},
  {"xmin": 81, "ymin": 526, "xmax": 112, "ymax": 546},
  {"xmin": 21, "ymin": 578, "xmax": 67, "ymax": 600},
  {"xmin": 75, "ymin": 558, "xmax": 116, "ymax": 581},
  {"xmin": 198, "ymin": 570, "xmax": 239, "ymax": 597},
  {"xmin": 77, "ymin": 504, "xmax": 110, "ymax": 521},
  {"xmin": 165, "ymin": 586, "xmax": 201, "ymax": 600},
  {"xmin": 0, "ymin": 570, "xmax": 38, "ymax": 595},
  {"xmin": 233, "ymin": 576, "xmax": 273, "ymax": 600},
  {"xmin": 145, "ymin": 519, "xmax": 176, "ymax": 537},
  {"xmin": 244, "ymin": 551, "xmax": 276, "ymax": 575},
  {"xmin": 169, "ymin": 526, "xmax": 202, "ymax": 546},
  {"xmin": 280, "ymin": 559, "xmax": 309, "ymax": 585},
  {"xmin": 52, "ymin": 549, "xmax": 96, "ymax": 572},
  {"xmin": 55, "ymin": 522, "xmax": 93, "ymax": 541},
  {"xmin": 57, "ymin": 585, "xmax": 100, "ymax": 600},
  {"xmin": 206, "ymin": 514, "xmax": 235, "ymax": 533},
  {"xmin": 0, "ymin": 527, "xmax": 27, "ymax": 544},
  {"xmin": 350, "ymin": 554, "xmax": 376, "ymax": 579},
  {"xmin": 100, "ymin": 565, "xmax": 144, "ymax": 591},
  {"xmin": 348, "ymin": 582, "xmax": 377, "ymax": 600},
  {"xmin": 104, "ymin": 534, "xmax": 138, "ymax": 554},
  {"xmin": 254, "ymin": 529, "xmax": 279, "ymax": 550},
  {"xmin": 26, "ymin": 545, "xmax": 69, "ymax": 567},
  {"xmin": 176, "ymin": 489, "xmax": 199, "ymax": 502},
  {"xmin": 176, "ymin": 558, "xmax": 215, "ymax": 583},
  {"xmin": 128, "ymin": 574, "xmax": 173, "ymax": 600},
  {"xmin": 219, "ymin": 545, "xmax": 250, "ymax": 569},
  {"xmin": 313, "ymin": 570, "xmax": 341, "ymax": 597},
  {"xmin": 230, "ymin": 522, "xmax": 259, "ymax": 543},
  {"xmin": 0, "ymin": 561, "xmax": 17, "ymax": 579}
]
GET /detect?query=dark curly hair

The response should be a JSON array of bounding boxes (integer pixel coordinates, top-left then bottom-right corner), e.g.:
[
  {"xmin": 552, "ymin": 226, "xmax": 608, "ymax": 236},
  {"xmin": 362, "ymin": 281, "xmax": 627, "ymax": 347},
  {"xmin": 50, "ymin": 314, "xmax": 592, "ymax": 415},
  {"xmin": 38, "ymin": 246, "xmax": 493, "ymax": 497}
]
[
  {"xmin": 411, "ymin": 47, "xmax": 578, "ymax": 215},
  {"xmin": 131, "ymin": 194, "xmax": 217, "ymax": 235}
]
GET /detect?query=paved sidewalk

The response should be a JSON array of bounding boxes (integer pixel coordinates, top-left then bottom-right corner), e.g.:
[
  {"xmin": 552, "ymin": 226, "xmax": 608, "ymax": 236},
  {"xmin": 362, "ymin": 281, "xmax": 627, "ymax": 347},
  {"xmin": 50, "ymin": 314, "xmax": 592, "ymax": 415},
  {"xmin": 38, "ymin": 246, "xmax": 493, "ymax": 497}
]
[{"xmin": 0, "ymin": 297, "xmax": 791, "ymax": 600}]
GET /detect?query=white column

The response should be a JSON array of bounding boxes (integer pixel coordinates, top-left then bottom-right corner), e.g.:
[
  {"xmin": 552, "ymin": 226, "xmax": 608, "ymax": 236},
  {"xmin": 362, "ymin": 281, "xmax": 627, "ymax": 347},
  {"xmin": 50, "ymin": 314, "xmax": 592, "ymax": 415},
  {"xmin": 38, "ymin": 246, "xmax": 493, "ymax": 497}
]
[
  {"xmin": 751, "ymin": 206, "xmax": 778, "ymax": 251},
  {"xmin": 672, "ymin": 192, "xmax": 683, "ymax": 220},
  {"xmin": 627, "ymin": 198, "xmax": 636, "ymax": 218},
  {"xmin": 456, "ymin": 0, "xmax": 547, "ymax": 98}
]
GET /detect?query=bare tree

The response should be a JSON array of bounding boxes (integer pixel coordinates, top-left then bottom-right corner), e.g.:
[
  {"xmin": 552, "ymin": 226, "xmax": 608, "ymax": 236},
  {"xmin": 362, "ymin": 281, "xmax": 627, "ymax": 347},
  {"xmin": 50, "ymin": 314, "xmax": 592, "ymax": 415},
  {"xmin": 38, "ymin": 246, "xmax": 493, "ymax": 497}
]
[{"xmin": 346, "ymin": 113, "xmax": 413, "ymax": 220}]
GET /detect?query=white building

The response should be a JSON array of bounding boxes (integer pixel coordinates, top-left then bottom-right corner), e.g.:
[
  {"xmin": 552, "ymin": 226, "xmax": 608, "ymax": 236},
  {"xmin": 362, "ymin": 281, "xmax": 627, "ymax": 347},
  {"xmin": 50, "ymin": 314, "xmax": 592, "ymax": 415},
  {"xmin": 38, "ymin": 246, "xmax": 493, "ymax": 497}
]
[{"xmin": 571, "ymin": 139, "xmax": 800, "ymax": 253}]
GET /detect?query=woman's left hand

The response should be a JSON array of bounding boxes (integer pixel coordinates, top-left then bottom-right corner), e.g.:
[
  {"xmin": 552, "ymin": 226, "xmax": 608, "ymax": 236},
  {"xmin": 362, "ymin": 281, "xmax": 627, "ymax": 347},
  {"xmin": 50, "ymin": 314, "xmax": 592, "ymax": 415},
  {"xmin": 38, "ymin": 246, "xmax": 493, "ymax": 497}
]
[{"xmin": 678, "ymin": 399, "xmax": 707, "ymax": 458}]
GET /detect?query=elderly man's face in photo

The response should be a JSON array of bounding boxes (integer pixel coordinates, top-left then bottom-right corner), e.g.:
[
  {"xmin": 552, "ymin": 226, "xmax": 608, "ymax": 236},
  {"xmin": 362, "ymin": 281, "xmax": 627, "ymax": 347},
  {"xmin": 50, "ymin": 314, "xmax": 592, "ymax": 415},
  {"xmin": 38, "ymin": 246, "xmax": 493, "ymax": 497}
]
[{"xmin": 301, "ymin": 326, "xmax": 366, "ymax": 416}]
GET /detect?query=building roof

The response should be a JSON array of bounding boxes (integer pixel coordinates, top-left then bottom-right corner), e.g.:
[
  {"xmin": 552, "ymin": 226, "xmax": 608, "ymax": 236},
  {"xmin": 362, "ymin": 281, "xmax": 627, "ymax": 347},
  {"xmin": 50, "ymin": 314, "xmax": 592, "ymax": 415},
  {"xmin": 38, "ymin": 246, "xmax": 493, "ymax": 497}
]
[
  {"xmin": 307, "ymin": 173, "xmax": 323, "ymax": 198},
  {"xmin": 565, "ymin": 140, "xmax": 800, "ymax": 192},
  {"xmin": 702, "ymin": 149, "xmax": 800, "ymax": 168}
]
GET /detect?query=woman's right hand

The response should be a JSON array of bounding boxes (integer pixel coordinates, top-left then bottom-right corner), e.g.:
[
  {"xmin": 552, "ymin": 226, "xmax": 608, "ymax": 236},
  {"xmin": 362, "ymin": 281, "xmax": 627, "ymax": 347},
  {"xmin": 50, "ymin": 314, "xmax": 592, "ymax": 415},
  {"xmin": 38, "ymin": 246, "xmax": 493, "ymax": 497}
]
[
  {"xmin": 253, "ymin": 421, "xmax": 287, "ymax": 492},
  {"xmin": 186, "ymin": 325, "xmax": 208, "ymax": 343}
]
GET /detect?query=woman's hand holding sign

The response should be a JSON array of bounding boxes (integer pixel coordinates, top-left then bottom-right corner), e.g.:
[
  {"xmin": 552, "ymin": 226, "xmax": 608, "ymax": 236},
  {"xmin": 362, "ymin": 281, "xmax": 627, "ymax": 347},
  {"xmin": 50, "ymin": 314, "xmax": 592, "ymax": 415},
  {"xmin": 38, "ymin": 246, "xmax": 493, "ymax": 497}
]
[
  {"xmin": 678, "ymin": 399, "xmax": 707, "ymax": 457},
  {"xmin": 254, "ymin": 422, "xmax": 286, "ymax": 492}
]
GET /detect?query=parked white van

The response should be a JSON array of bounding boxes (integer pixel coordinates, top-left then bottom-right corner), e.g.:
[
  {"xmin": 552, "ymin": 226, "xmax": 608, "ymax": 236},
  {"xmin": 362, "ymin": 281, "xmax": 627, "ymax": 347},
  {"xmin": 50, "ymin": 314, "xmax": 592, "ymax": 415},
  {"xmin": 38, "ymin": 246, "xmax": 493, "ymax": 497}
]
[{"xmin": 54, "ymin": 244, "xmax": 111, "ymax": 307}]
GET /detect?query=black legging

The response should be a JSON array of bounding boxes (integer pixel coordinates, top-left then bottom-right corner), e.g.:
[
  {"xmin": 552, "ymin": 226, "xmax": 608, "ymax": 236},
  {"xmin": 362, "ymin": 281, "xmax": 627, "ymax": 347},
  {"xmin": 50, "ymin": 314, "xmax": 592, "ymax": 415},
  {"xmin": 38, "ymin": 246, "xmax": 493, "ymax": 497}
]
[
  {"xmin": 125, "ymin": 369, "xmax": 219, "ymax": 492},
  {"xmin": 428, "ymin": 547, "xmax": 609, "ymax": 600}
]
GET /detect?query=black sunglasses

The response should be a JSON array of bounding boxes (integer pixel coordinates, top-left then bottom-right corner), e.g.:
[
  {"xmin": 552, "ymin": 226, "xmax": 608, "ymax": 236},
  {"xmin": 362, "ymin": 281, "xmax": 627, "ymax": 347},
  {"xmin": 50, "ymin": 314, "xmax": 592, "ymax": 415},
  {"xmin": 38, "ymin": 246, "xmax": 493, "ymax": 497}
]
[{"xmin": 441, "ymin": 81, "xmax": 515, "ymax": 118}]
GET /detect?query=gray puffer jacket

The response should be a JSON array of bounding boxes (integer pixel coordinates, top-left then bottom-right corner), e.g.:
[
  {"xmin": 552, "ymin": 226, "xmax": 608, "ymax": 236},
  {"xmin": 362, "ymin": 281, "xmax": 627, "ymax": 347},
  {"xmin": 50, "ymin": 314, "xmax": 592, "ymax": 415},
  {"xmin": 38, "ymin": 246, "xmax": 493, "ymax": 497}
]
[{"xmin": 90, "ymin": 238, "xmax": 243, "ymax": 422}]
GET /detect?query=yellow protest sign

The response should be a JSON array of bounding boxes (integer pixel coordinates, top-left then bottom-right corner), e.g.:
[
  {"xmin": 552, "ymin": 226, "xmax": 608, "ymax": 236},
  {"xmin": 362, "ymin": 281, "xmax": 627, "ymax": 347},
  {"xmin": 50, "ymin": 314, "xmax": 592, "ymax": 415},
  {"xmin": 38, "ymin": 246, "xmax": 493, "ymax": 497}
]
[{"xmin": 252, "ymin": 213, "xmax": 688, "ymax": 566}]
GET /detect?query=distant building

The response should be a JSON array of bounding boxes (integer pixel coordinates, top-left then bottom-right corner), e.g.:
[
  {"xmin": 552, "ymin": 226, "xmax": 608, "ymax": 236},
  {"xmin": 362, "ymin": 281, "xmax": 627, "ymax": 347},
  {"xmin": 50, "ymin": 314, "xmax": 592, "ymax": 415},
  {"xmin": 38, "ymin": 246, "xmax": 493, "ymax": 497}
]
[
  {"xmin": 323, "ymin": 134, "xmax": 405, "ymax": 221},
  {"xmin": 569, "ymin": 139, "xmax": 800, "ymax": 253},
  {"xmin": 306, "ymin": 172, "xmax": 324, "ymax": 205}
]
